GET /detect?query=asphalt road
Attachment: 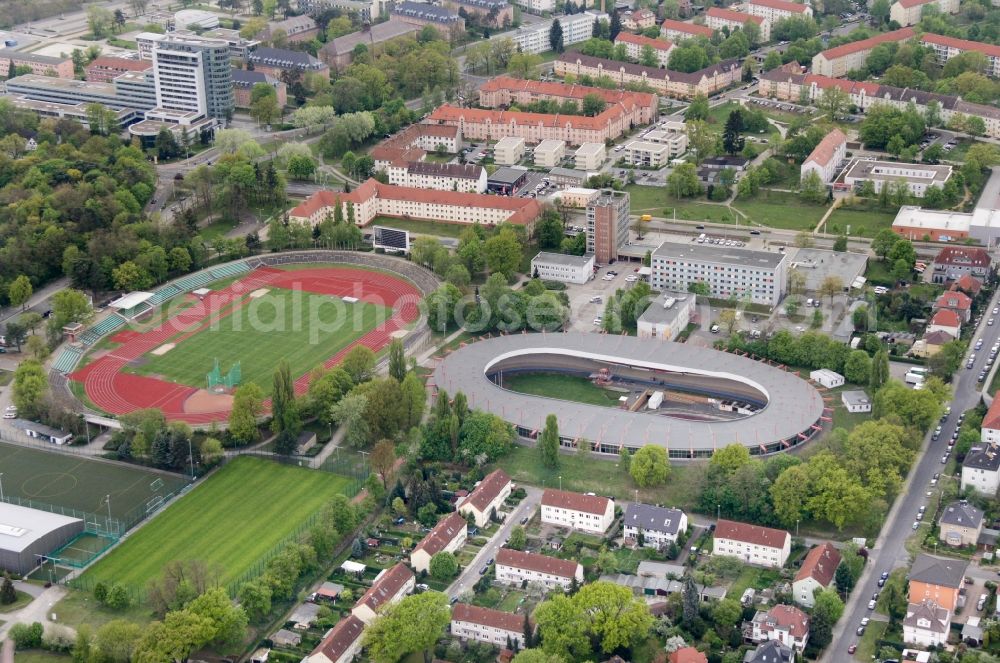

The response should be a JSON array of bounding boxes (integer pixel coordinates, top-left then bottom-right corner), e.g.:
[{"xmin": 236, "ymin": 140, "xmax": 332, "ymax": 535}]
[
  {"xmin": 825, "ymin": 288, "xmax": 1000, "ymax": 661},
  {"xmin": 447, "ymin": 486, "xmax": 542, "ymax": 600}
]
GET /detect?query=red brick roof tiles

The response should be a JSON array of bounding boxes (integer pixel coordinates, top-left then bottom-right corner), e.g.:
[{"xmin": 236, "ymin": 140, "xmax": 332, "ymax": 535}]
[{"xmin": 715, "ymin": 519, "xmax": 790, "ymax": 549}]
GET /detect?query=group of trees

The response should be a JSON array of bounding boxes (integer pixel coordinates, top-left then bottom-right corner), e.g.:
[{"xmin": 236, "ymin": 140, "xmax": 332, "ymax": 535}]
[
  {"xmin": 420, "ymin": 388, "xmax": 516, "ymax": 464},
  {"xmin": 601, "ymin": 281, "xmax": 653, "ymax": 333},
  {"xmin": 0, "ymin": 101, "xmax": 166, "ymax": 304},
  {"xmin": 426, "ymin": 272, "xmax": 569, "ymax": 336}
]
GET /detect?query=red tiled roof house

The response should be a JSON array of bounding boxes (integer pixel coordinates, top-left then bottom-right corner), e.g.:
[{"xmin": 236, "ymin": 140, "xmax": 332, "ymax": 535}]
[
  {"xmin": 713, "ymin": 519, "xmax": 791, "ymax": 568},
  {"xmin": 495, "ymin": 548, "xmax": 584, "ymax": 589},
  {"xmin": 458, "ymin": 469, "xmax": 513, "ymax": 528},
  {"xmin": 410, "ymin": 512, "xmax": 468, "ymax": 574},
  {"xmin": 540, "ymin": 489, "xmax": 615, "ymax": 534},
  {"xmin": 792, "ymin": 543, "xmax": 842, "ymax": 607}
]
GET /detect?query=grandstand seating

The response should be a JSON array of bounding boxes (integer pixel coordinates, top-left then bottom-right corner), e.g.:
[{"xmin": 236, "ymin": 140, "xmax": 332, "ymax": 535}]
[
  {"xmin": 208, "ymin": 261, "xmax": 250, "ymax": 280},
  {"xmin": 78, "ymin": 316, "xmax": 126, "ymax": 347},
  {"xmin": 52, "ymin": 347, "xmax": 83, "ymax": 374}
]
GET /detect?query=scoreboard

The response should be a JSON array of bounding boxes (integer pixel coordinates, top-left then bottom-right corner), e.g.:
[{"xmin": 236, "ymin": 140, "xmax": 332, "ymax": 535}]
[{"xmin": 373, "ymin": 226, "xmax": 410, "ymax": 254}]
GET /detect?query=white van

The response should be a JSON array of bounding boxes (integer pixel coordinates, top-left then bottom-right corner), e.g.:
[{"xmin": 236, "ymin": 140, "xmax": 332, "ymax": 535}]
[
  {"xmin": 697, "ymin": 233, "xmax": 706, "ymax": 243},
  {"xmin": 905, "ymin": 368, "xmax": 928, "ymax": 385}
]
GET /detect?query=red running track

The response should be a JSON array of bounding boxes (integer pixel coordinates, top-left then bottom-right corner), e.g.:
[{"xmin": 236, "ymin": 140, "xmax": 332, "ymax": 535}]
[{"xmin": 69, "ymin": 267, "xmax": 422, "ymax": 424}]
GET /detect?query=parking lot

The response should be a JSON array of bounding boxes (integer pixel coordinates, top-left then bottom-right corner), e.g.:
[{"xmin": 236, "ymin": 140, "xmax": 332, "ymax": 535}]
[{"xmin": 562, "ymin": 264, "xmax": 648, "ymax": 332}]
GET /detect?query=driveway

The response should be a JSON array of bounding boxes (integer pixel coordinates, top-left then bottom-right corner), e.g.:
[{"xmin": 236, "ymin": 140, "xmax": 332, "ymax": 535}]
[{"xmin": 447, "ymin": 486, "xmax": 542, "ymax": 600}]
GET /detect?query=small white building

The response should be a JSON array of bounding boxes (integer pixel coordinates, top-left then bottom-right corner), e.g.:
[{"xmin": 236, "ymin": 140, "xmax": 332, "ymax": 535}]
[
  {"xmin": 575, "ymin": 142, "xmax": 606, "ymax": 171},
  {"xmin": 809, "ymin": 369, "xmax": 844, "ymax": 389},
  {"xmin": 903, "ymin": 600, "xmax": 950, "ymax": 647},
  {"xmin": 351, "ymin": 563, "xmax": 415, "ymax": 625},
  {"xmin": 540, "ymin": 488, "xmax": 615, "ymax": 534},
  {"xmin": 622, "ymin": 503, "xmax": 687, "ymax": 549},
  {"xmin": 792, "ymin": 543, "xmax": 841, "ymax": 608},
  {"xmin": 842, "ymin": 159, "xmax": 953, "ymax": 198},
  {"xmin": 534, "ymin": 139, "xmax": 566, "ymax": 168},
  {"xmin": 530, "ymin": 252, "xmax": 595, "ymax": 285},
  {"xmin": 961, "ymin": 445, "xmax": 1000, "ymax": 497},
  {"xmin": 713, "ymin": 519, "xmax": 790, "ymax": 568},
  {"xmin": 494, "ymin": 136, "xmax": 526, "ymax": 165},
  {"xmin": 451, "ymin": 604, "xmax": 529, "ymax": 648},
  {"xmin": 801, "ymin": 128, "xmax": 846, "ymax": 184},
  {"xmin": 636, "ymin": 292, "xmax": 695, "ymax": 341},
  {"xmin": 622, "ymin": 140, "xmax": 675, "ymax": 168},
  {"xmin": 9, "ymin": 418, "xmax": 73, "ymax": 445},
  {"xmin": 457, "ymin": 469, "xmax": 512, "ymax": 528},
  {"xmin": 840, "ymin": 390, "xmax": 871, "ymax": 413},
  {"xmin": 409, "ymin": 512, "xmax": 467, "ymax": 573},
  {"xmin": 495, "ymin": 547, "xmax": 584, "ymax": 589}
]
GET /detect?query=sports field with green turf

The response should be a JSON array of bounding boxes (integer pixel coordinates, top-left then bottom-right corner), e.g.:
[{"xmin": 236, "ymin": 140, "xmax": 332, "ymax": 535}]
[
  {"xmin": 502, "ymin": 372, "xmax": 622, "ymax": 407},
  {"xmin": 81, "ymin": 457, "xmax": 353, "ymax": 588},
  {"xmin": 0, "ymin": 441, "xmax": 189, "ymax": 522},
  {"xmin": 127, "ymin": 287, "xmax": 390, "ymax": 395}
]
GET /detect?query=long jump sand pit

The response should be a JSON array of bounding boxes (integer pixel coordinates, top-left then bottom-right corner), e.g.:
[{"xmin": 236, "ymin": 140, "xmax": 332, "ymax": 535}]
[
  {"xmin": 249, "ymin": 288, "xmax": 270, "ymax": 299},
  {"xmin": 184, "ymin": 389, "xmax": 234, "ymax": 414},
  {"xmin": 151, "ymin": 343, "xmax": 175, "ymax": 356}
]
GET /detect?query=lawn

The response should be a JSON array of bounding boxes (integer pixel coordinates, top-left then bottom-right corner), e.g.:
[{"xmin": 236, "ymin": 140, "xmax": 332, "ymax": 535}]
[
  {"xmin": 367, "ymin": 215, "xmax": 468, "ymax": 239},
  {"xmin": 496, "ymin": 445, "xmax": 704, "ymax": 512},
  {"xmin": 0, "ymin": 589, "xmax": 33, "ymax": 613},
  {"xmin": 732, "ymin": 191, "xmax": 829, "ymax": 231},
  {"xmin": 853, "ymin": 620, "xmax": 889, "ymax": 661},
  {"xmin": 50, "ymin": 589, "xmax": 156, "ymax": 632},
  {"xmin": 81, "ymin": 457, "xmax": 353, "ymax": 590},
  {"xmin": 128, "ymin": 286, "xmax": 389, "ymax": 395},
  {"xmin": 501, "ymin": 372, "xmax": 623, "ymax": 407},
  {"xmin": 725, "ymin": 566, "xmax": 781, "ymax": 599},
  {"xmin": 625, "ymin": 185, "xmax": 740, "ymax": 222},
  {"xmin": 706, "ymin": 102, "xmax": 779, "ymax": 137},
  {"xmin": 823, "ymin": 206, "xmax": 897, "ymax": 238}
]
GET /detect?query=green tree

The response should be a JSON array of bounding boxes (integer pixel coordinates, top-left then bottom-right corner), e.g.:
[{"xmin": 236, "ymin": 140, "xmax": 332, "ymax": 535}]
[
  {"xmin": 618, "ymin": 444, "xmax": 631, "ymax": 473},
  {"xmin": 667, "ymin": 162, "xmax": 702, "ymax": 198},
  {"xmin": 509, "ymin": 524, "xmax": 527, "ymax": 550},
  {"xmin": 429, "ymin": 551, "xmax": 458, "ymax": 579},
  {"xmin": 843, "ymin": 350, "xmax": 872, "ymax": 384},
  {"xmin": 816, "ymin": 85, "xmax": 849, "ymax": 121},
  {"xmin": 8, "ymin": 275, "xmax": 31, "ymax": 310},
  {"xmin": 237, "ymin": 579, "xmax": 272, "ymax": 622},
  {"xmin": 12, "ymin": 360, "xmax": 47, "ymax": 419},
  {"xmin": 712, "ymin": 598, "xmax": 743, "ymax": 636},
  {"xmin": 534, "ymin": 594, "xmax": 590, "ymax": 661},
  {"xmin": 229, "ymin": 382, "xmax": 264, "ymax": 444},
  {"xmin": 763, "ymin": 49, "xmax": 783, "ymax": 71},
  {"xmin": 870, "ymin": 349, "xmax": 889, "ymax": 389},
  {"xmin": 342, "ymin": 345, "xmax": 376, "ymax": 384},
  {"xmin": 722, "ymin": 110, "xmax": 745, "ymax": 155},
  {"xmin": 539, "ymin": 413, "xmax": 560, "ymax": 469},
  {"xmin": 484, "ymin": 228, "xmax": 523, "ymax": 279},
  {"xmin": 0, "ymin": 575, "xmax": 16, "ymax": 604},
  {"xmin": 549, "ymin": 19, "xmax": 564, "ymax": 52},
  {"xmin": 629, "ymin": 445, "xmax": 670, "ymax": 487},
  {"xmin": 363, "ymin": 592, "xmax": 451, "ymax": 663},
  {"xmin": 512, "ymin": 651, "xmax": 563, "ymax": 663},
  {"xmin": 800, "ymin": 170, "xmax": 826, "ymax": 204},
  {"xmin": 573, "ymin": 581, "xmax": 653, "ymax": 652},
  {"xmin": 684, "ymin": 93, "xmax": 710, "ymax": 121},
  {"xmin": 388, "ymin": 338, "xmax": 407, "ymax": 382},
  {"xmin": 271, "ymin": 359, "xmax": 299, "ymax": 436}
]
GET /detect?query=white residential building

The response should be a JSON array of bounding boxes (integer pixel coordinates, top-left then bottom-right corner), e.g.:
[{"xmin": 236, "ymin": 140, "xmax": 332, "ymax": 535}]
[
  {"xmin": 890, "ymin": 0, "xmax": 958, "ymax": 26},
  {"xmin": 614, "ymin": 32, "xmax": 675, "ymax": 67},
  {"xmin": 660, "ymin": 19, "xmax": 714, "ymax": 42},
  {"xmin": 512, "ymin": 0, "xmax": 554, "ymax": 12},
  {"xmin": 458, "ymin": 469, "xmax": 513, "ymax": 528},
  {"xmin": 745, "ymin": 0, "xmax": 812, "ymax": 23},
  {"xmin": 650, "ymin": 243, "xmax": 789, "ymax": 308},
  {"xmin": 575, "ymin": 142, "xmax": 606, "ymax": 170},
  {"xmin": 748, "ymin": 605, "xmax": 810, "ymax": 651},
  {"xmin": 903, "ymin": 601, "xmax": 951, "ymax": 647},
  {"xmin": 623, "ymin": 139, "xmax": 682, "ymax": 167},
  {"xmin": 713, "ymin": 519, "xmax": 791, "ymax": 568},
  {"xmin": 961, "ymin": 445, "xmax": 1000, "ymax": 497},
  {"xmin": 841, "ymin": 390, "xmax": 872, "ymax": 414},
  {"xmin": 506, "ymin": 11, "xmax": 607, "ymax": 54},
  {"xmin": 351, "ymin": 563, "xmax": 415, "ymax": 624},
  {"xmin": 922, "ymin": 33, "xmax": 1000, "ymax": 78},
  {"xmin": 305, "ymin": 615, "xmax": 365, "ymax": 663},
  {"xmin": 451, "ymin": 604, "xmax": 529, "ymax": 648},
  {"xmin": 409, "ymin": 512, "xmax": 468, "ymax": 573},
  {"xmin": 379, "ymin": 160, "xmax": 488, "ymax": 193},
  {"xmin": 792, "ymin": 543, "xmax": 841, "ymax": 608},
  {"xmin": 706, "ymin": 7, "xmax": 769, "ymax": 42},
  {"xmin": 622, "ymin": 503, "xmax": 687, "ymax": 549},
  {"xmin": 534, "ymin": 139, "xmax": 566, "ymax": 168},
  {"xmin": 842, "ymin": 159, "xmax": 953, "ymax": 198},
  {"xmin": 495, "ymin": 136, "xmax": 526, "ymax": 165},
  {"xmin": 540, "ymin": 488, "xmax": 615, "ymax": 534},
  {"xmin": 530, "ymin": 252, "xmax": 595, "ymax": 284},
  {"xmin": 495, "ymin": 547, "xmax": 584, "ymax": 589},
  {"xmin": 801, "ymin": 128, "xmax": 846, "ymax": 184}
]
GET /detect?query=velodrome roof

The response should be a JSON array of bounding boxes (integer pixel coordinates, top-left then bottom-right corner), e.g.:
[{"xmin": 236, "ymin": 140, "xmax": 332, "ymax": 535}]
[
  {"xmin": 432, "ymin": 333, "xmax": 824, "ymax": 454},
  {"xmin": 0, "ymin": 503, "xmax": 82, "ymax": 553}
]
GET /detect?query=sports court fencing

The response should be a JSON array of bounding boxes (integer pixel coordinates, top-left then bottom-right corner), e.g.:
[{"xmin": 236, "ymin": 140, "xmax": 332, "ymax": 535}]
[{"xmin": 227, "ymin": 447, "xmax": 370, "ymax": 497}]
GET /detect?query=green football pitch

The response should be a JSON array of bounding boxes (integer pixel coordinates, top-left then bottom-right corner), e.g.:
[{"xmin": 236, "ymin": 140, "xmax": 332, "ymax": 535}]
[
  {"xmin": 128, "ymin": 287, "xmax": 390, "ymax": 395},
  {"xmin": 80, "ymin": 457, "xmax": 353, "ymax": 588},
  {"xmin": 0, "ymin": 442, "xmax": 189, "ymax": 521}
]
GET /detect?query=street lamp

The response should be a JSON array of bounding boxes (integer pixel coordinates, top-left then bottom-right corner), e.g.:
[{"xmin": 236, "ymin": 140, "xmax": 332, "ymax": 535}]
[
  {"xmin": 0, "ymin": 472, "xmax": 4, "ymax": 501},
  {"xmin": 558, "ymin": 476, "xmax": 562, "ymax": 491}
]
